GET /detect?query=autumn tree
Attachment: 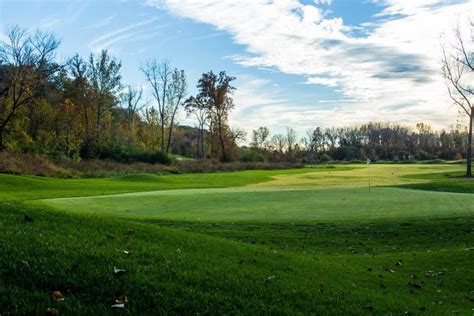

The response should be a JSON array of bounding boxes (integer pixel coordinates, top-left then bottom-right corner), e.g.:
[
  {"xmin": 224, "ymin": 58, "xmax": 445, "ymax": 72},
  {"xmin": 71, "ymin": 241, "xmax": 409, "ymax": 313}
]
[
  {"xmin": 194, "ymin": 71, "xmax": 236, "ymax": 162},
  {"xmin": 88, "ymin": 50, "xmax": 122, "ymax": 151},
  {"xmin": 442, "ymin": 20, "xmax": 473, "ymax": 176},
  {"xmin": 0, "ymin": 26, "xmax": 60, "ymax": 151}
]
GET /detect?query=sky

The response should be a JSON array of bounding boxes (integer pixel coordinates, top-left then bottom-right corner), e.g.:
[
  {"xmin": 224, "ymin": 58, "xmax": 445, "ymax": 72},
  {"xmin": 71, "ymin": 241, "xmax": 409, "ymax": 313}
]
[{"xmin": 1, "ymin": 0, "xmax": 473, "ymax": 138}]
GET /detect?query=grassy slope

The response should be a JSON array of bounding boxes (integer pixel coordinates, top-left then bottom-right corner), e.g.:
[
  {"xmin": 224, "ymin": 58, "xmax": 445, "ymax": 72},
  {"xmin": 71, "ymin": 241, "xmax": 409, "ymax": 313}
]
[
  {"xmin": 1, "ymin": 164, "xmax": 474, "ymax": 314},
  {"xmin": 0, "ymin": 167, "xmax": 323, "ymax": 200}
]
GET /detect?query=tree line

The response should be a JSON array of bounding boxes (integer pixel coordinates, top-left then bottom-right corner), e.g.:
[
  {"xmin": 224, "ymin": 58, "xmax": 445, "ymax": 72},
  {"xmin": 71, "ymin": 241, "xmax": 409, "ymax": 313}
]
[
  {"xmin": 245, "ymin": 123, "xmax": 469, "ymax": 163},
  {"xmin": 0, "ymin": 26, "xmax": 241, "ymax": 163},
  {"xmin": 0, "ymin": 24, "xmax": 472, "ymax": 173}
]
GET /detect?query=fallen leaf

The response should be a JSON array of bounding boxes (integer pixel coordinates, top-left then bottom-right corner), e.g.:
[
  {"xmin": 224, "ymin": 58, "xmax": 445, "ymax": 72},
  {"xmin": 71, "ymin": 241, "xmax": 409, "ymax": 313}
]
[
  {"xmin": 21, "ymin": 260, "xmax": 30, "ymax": 270},
  {"xmin": 115, "ymin": 294, "xmax": 128, "ymax": 304},
  {"xmin": 45, "ymin": 307, "xmax": 59, "ymax": 315},
  {"xmin": 264, "ymin": 275, "xmax": 275, "ymax": 284},
  {"xmin": 52, "ymin": 291, "xmax": 65, "ymax": 302},
  {"xmin": 113, "ymin": 266, "xmax": 126, "ymax": 274}
]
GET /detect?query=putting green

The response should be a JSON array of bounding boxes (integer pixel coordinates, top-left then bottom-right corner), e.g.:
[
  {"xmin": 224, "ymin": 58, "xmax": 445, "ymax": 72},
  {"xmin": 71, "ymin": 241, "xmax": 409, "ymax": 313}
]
[{"xmin": 38, "ymin": 164, "xmax": 474, "ymax": 223}]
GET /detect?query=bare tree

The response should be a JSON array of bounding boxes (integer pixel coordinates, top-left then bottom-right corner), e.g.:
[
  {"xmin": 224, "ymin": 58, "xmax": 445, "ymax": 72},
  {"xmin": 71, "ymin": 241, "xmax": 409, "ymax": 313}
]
[
  {"xmin": 286, "ymin": 127, "xmax": 297, "ymax": 155},
  {"xmin": 442, "ymin": 20, "xmax": 473, "ymax": 176},
  {"xmin": 141, "ymin": 59, "xmax": 171, "ymax": 152},
  {"xmin": 185, "ymin": 95, "xmax": 208, "ymax": 159},
  {"xmin": 141, "ymin": 59, "xmax": 186, "ymax": 153},
  {"xmin": 0, "ymin": 26, "xmax": 60, "ymax": 150},
  {"xmin": 251, "ymin": 126, "xmax": 270, "ymax": 151},
  {"xmin": 122, "ymin": 85, "xmax": 146, "ymax": 146},
  {"xmin": 165, "ymin": 69, "xmax": 187, "ymax": 153},
  {"xmin": 271, "ymin": 133, "xmax": 286, "ymax": 153}
]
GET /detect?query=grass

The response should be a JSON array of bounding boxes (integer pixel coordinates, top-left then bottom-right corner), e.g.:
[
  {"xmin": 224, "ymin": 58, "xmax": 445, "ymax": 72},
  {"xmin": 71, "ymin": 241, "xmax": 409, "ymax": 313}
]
[{"xmin": 1, "ymin": 164, "xmax": 474, "ymax": 314}]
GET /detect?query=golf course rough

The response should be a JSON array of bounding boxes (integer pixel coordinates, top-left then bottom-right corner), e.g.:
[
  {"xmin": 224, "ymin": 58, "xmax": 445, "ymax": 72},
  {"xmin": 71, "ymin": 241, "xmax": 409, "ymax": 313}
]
[{"xmin": 1, "ymin": 164, "xmax": 473, "ymax": 314}]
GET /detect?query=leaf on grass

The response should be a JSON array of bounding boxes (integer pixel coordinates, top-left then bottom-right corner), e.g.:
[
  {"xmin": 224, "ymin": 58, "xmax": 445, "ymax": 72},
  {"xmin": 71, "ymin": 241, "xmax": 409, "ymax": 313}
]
[
  {"xmin": 115, "ymin": 294, "xmax": 128, "ymax": 304},
  {"xmin": 111, "ymin": 303, "xmax": 125, "ymax": 309},
  {"xmin": 52, "ymin": 291, "xmax": 65, "ymax": 302},
  {"xmin": 114, "ymin": 266, "xmax": 126, "ymax": 274},
  {"xmin": 21, "ymin": 260, "xmax": 30, "ymax": 270},
  {"xmin": 264, "ymin": 275, "xmax": 275, "ymax": 284},
  {"xmin": 45, "ymin": 307, "xmax": 59, "ymax": 315}
]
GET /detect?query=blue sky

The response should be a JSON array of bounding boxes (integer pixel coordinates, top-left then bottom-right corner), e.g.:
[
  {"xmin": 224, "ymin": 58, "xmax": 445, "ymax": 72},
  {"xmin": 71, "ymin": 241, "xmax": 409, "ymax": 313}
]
[{"xmin": 1, "ymin": 0, "xmax": 473, "ymax": 137}]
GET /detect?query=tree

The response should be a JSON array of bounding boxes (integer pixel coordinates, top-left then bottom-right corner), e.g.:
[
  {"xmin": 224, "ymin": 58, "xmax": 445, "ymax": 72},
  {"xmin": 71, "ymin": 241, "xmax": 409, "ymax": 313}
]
[
  {"xmin": 122, "ymin": 85, "xmax": 146, "ymax": 147},
  {"xmin": 442, "ymin": 20, "xmax": 473, "ymax": 176},
  {"xmin": 251, "ymin": 126, "xmax": 270, "ymax": 152},
  {"xmin": 185, "ymin": 95, "xmax": 209, "ymax": 159},
  {"xmin": 88, "ymin": 50, "xmax": 122, "ymax": 150},
  {"xmin": 0, "ymin": 26, "xmax": 60, "ymax": 151},
  {"xmin": 286, "ymin": 127, "xmax": 297, "ymax": 155},
  {"xmin": 194, "ymin": 71, "xmax": 236, "ymax": 162},
  {"xmin": 165, "ymin": 69, "xmax": 187, "ymax": 153}
]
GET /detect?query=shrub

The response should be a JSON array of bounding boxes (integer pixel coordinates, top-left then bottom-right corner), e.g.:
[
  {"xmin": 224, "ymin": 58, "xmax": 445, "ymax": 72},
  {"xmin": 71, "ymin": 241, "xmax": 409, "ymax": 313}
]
[
  {"xmin": 319, "ymin": 153, "xmax": 331, "ymax": 163},
  {"xmin": 240, "ymin": 151, "xmax": 265, "ymax": 163},
  {"xmin": 99, "ymin": 147, "xmax": 172, "ymax": 165}
]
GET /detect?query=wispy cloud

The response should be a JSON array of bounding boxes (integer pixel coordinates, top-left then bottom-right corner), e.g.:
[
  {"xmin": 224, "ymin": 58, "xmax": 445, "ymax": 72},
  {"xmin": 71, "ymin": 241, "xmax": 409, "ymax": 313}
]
[
  {"xmin": 148, "ymin": 0, "xmax": 472, "ymax": 131},
  {"xmin": 41, "ymin": 16, "xmax": 62, "ymax": 29},
  {"xmin": 82, "ymin": 15, "xmax": 116, "ymax": 30},
  {"xmin": 88, "ymin": 17, "xmax": 159, "ymax": 52}
]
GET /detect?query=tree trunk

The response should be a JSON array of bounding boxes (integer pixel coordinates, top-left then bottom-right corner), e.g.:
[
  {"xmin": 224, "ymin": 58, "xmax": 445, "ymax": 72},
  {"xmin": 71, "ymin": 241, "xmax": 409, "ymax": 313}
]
[
  {"xmin": 160, "ymin": 117, "xmax": 165, "ymax": 152},
  {"xmin": 166, "ymin": 113, "xmax": 176, "ymax": 153},
  {"xmin": 467, "ymin": 111, "xmax": 473, "ymax": 177},
  {"xmin": 0, "ymin": 127, "xmax": 4, "ymax": 152},
  {"xmin": 218, "ymin": 119, "xmax": 227, "ymax": 162}
]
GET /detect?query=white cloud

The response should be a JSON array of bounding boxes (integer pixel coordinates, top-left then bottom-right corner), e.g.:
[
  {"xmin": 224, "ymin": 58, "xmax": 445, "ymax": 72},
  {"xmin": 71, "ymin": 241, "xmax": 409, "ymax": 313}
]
[
  {"xmin": 88, "ymin": 17, "xmax": 159, "ymax": 53},
  {"xmin": 147, "ymin": 0, "xmax": 473, "ymax": 132},
  {"xmin": 305, "ymin": 76, "xmax": 338, "ymax": 87},
  {"xmin": 82, "ymin": 15, "xmax": 116, "ymax": 31}
]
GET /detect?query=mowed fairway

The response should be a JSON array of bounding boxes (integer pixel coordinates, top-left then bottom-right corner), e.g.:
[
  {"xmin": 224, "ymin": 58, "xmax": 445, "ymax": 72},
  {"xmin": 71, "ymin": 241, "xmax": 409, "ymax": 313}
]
[{"xmin": 2, "ymin": 164, "xmax": 474, "ymax": 314}]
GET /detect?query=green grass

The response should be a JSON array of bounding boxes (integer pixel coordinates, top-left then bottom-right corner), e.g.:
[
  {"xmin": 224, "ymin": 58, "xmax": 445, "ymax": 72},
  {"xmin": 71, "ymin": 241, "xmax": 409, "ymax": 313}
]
[
  {"xmin": 39, "ymin": 187, "xmax": 474, "ymax": 222},
  {"xmin": 0, "ymin": 167, "xmax": 321, "ymax": 200},
  {"xmin": 1, "ymin": 164, "xmax": 474, "ymax": 314}
]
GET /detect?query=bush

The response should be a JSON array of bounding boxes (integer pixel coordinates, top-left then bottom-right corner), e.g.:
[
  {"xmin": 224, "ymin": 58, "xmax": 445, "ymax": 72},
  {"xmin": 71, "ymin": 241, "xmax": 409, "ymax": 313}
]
[
  {"xmin": 99, "ymin": 147, "xmax": 172, "ymax": 165},
  {"xmin": 240, "ymin": 151, "xmax": 265, "ymax": 163},
  {"xmin": 319, "ymin": 153, "xmax": 331, "ymax": 163}
]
